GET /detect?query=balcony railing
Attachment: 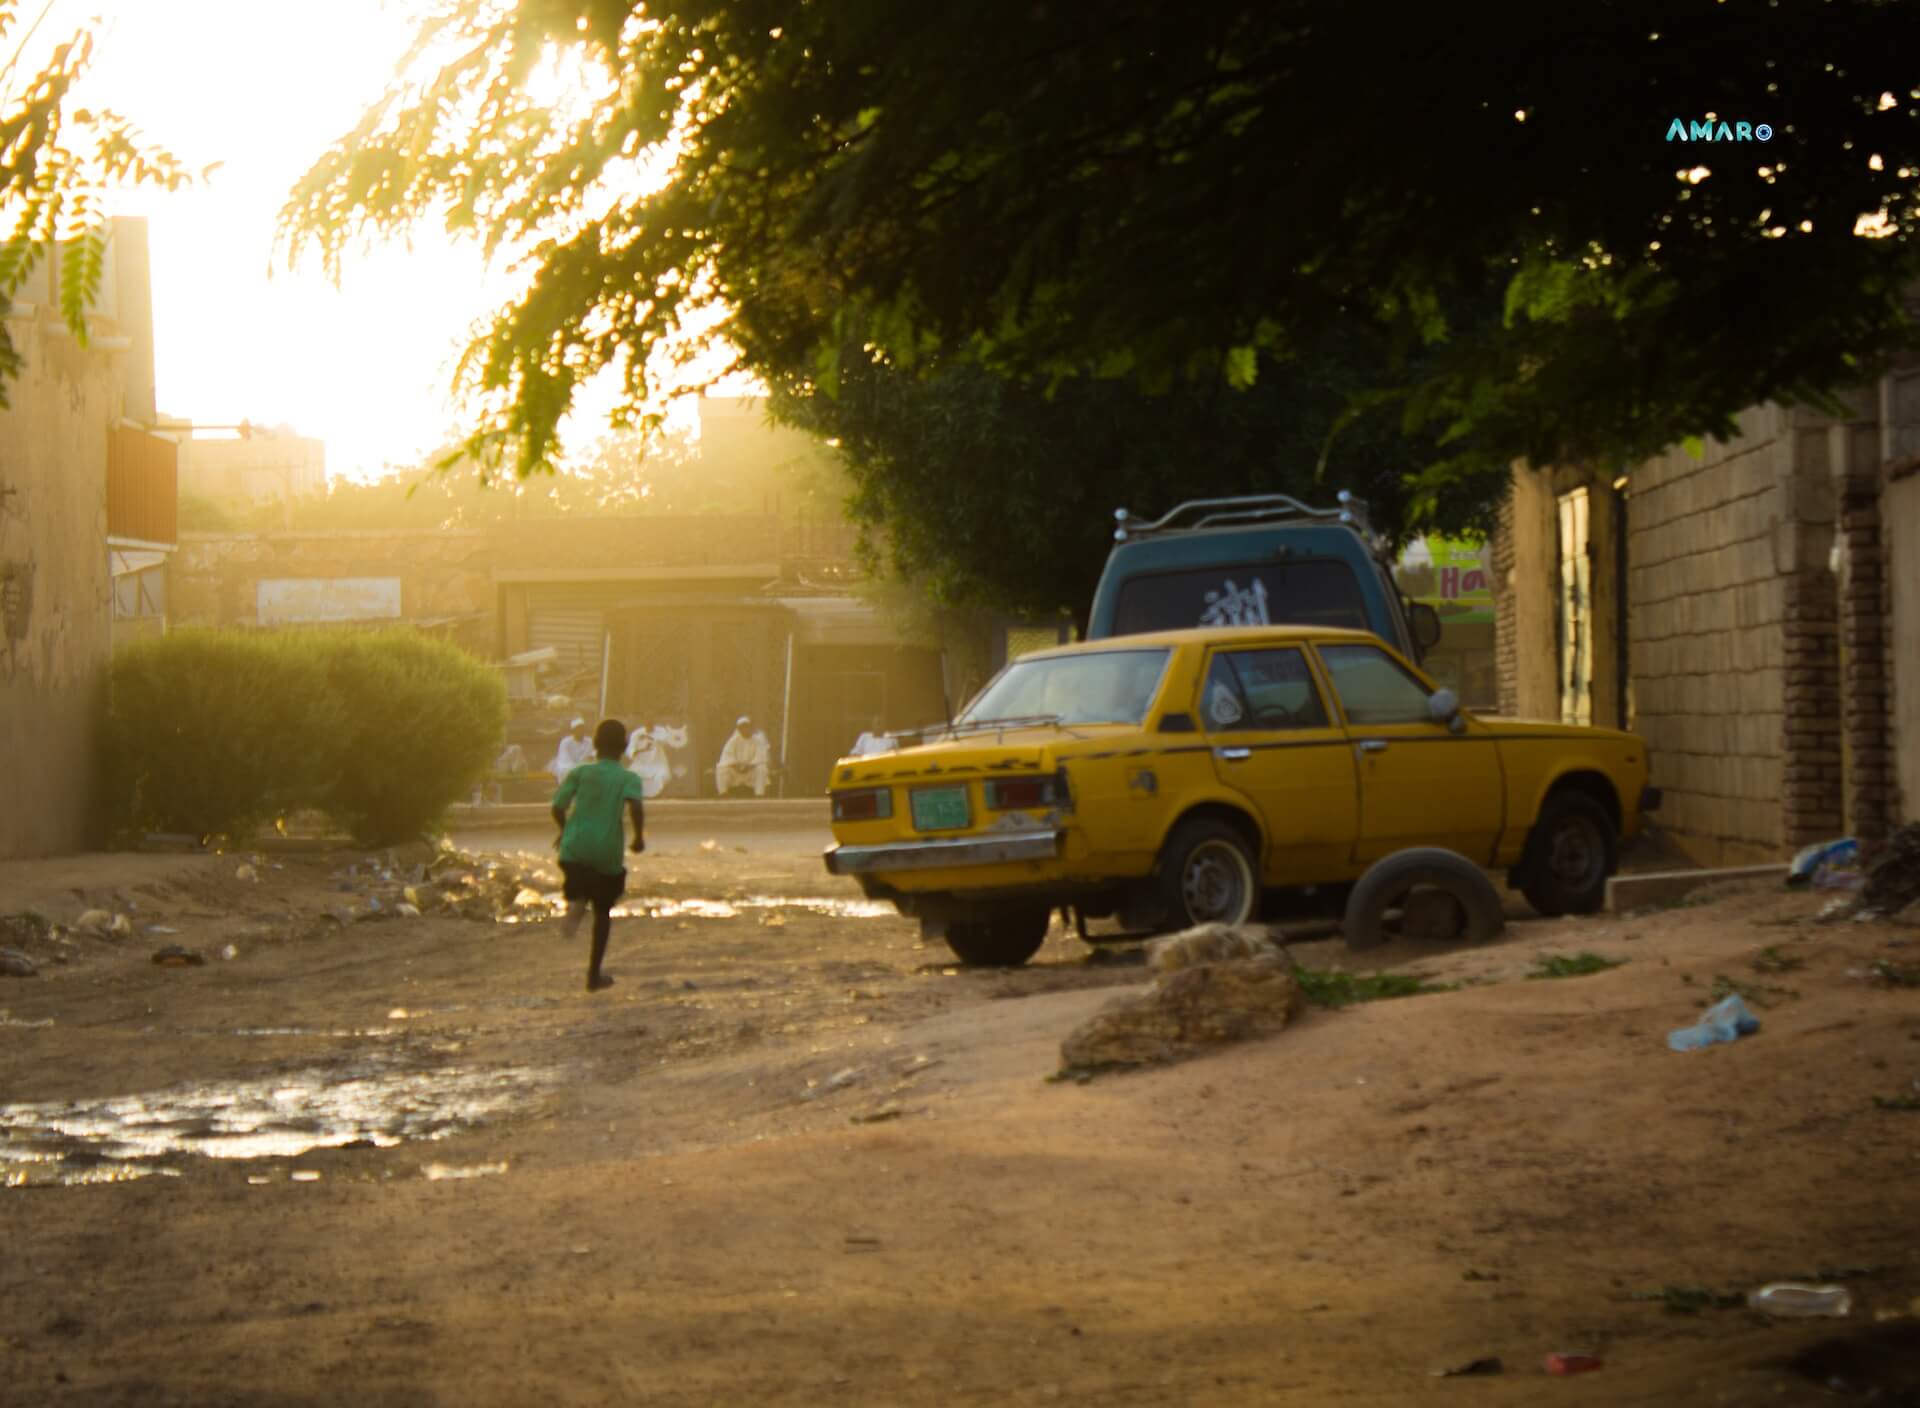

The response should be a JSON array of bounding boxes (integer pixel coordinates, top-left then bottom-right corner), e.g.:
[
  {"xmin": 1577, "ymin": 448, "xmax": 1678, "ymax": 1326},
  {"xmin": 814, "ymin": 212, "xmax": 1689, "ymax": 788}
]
[{"xmin": 107, "ymin": 425, "xmax": 178, "ymax": 546}]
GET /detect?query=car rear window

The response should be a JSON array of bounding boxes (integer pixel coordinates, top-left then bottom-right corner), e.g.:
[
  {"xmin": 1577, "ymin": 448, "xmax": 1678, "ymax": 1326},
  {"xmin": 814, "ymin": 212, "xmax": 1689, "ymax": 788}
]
[{"xmin": 1112, "ymin": 560, "xmax": 1370, "ymax": 635}]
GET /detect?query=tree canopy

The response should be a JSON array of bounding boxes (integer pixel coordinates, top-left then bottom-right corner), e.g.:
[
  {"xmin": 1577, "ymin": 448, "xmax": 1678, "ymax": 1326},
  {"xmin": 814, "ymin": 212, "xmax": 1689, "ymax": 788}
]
[
  {"xmin": 0, "ymin": 2, "xmax": 190, "ymax": 398},
  {"xmin": 769, "ymin": 329, "xmax": 1479, "ymax": 626},
  {"xmin": 284, "ymin": 2, "xmax": 1920, "ymax": 500}
]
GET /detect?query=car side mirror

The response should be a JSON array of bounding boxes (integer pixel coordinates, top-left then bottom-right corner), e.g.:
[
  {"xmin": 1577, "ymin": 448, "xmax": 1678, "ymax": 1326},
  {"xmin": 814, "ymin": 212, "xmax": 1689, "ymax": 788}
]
[
  {"xmin": 1409, "ymin": 601, "xmax": 1443, "ymax": 652},
  {"xmin": 1428, "ymin": 688, "xmax": 1461, "ymax": 730}
]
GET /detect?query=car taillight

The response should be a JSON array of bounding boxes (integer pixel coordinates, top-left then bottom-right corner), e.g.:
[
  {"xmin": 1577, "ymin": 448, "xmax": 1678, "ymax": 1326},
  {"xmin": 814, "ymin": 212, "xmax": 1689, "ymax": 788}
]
[
  {"xmin": 831, "ymin": 787, "xmax": 892, "ymax": 822},
  {"xmin": 984, "ymin": 773, "xmax": 1066, "ymax": 811}
]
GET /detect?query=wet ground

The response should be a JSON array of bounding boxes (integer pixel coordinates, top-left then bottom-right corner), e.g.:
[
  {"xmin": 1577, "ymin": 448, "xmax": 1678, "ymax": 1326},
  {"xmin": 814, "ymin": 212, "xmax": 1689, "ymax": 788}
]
[{"xmin": 2, "ymin": 821, "xmax": 1919, "ymax": 1405}]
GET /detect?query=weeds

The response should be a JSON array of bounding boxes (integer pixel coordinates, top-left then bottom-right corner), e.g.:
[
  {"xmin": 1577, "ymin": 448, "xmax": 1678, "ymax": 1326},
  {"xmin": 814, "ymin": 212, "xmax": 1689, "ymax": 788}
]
[
  {"xmin": 1872, "ymin": 1092, "xmax": 1920, "ymax": 1112},
  {"xmin": 1624, "ymin": 1285, "xmax": 1746, "ymax": 1316},
  {"xmin": 1294, "ymin": 968, "xmax": 1450, "ymax": 1009},
  {"xmin": 1708, "ymin": 974, "xmax": 1799, "ymax": 1008},
  {"xmin": 1869, "ymin": 959, "xmax": 1920, "ymax": 989},
  {"xmin": 1527, "ymin": 951, "xmax": 1624, "ymax": 980},
  {"xmin": 1749, "ymin": 945, "xmax": 1807, "ymax": 975}
]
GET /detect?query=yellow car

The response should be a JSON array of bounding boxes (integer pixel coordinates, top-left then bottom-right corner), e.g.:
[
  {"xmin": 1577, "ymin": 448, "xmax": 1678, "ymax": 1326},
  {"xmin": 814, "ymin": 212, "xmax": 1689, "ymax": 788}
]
[{"xmin": 824, "ymin": 627, "xmax": 1660, "ymax": 966}]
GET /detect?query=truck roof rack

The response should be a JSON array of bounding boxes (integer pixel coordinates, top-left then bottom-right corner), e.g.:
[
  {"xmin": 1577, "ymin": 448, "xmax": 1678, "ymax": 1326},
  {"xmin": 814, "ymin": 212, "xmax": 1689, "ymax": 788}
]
[{"xmin": 1112, "ymin": 491, "xmax": 1380, "ymax": 550}]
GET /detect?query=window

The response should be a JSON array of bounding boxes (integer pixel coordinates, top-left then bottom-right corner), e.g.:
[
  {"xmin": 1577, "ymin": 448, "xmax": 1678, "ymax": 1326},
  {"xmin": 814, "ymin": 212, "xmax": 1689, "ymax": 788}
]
[
  {"xmin": 959, "ymin": 649, "xmax": 1171, "ymax": 727},
  {"xmin": 1201, "ymin": 649, "xmax": 1330, "ymax": 731},
  {"xmin": 1112, "ymin": 560, "xmax": 1369, "ymax": 635},
  {"xmin": 1318, "ymin": 643, "xmax": 1435, "ymax": 725}
]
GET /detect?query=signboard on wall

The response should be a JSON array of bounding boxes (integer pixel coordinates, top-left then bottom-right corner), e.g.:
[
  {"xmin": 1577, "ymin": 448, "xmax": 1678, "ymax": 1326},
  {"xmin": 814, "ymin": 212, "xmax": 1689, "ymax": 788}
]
[
  {"xmin": 1395, "ymin": 536, "xmax": 1494, "ymax": 625},
  {"xmin": 257, "ymin": 577, "xmax": 402, "ymax": 625}
]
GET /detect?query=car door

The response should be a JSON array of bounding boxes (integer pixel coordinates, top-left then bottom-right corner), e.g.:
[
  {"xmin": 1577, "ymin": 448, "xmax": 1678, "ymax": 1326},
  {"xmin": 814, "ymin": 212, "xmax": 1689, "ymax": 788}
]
[
  {"xmin": 1313, "ymin": 640, "xmax": 1505, "ymax": 865},
  {"xmin": 1197, "ymin": 645, "xmax": 1359, "ymax": 882}
]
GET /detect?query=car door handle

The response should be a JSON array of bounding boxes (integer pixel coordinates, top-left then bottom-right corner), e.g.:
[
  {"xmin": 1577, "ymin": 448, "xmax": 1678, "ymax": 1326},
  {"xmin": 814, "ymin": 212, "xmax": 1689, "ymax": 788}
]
[
  {"xmin": 1217, "ymin": 747, "xmax": 1252, "ymax": 761},
  {"xmin": 1358, "ymin": 739, "xmax": 1388, "ymax": 754}
]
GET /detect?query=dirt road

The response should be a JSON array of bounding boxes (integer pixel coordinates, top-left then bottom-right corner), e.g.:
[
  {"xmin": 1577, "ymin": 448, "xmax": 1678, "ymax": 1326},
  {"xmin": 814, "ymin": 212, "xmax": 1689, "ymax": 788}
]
[{"xmin": 2, "ymin": 823, "xmax": 1917, "ymax": 1406}]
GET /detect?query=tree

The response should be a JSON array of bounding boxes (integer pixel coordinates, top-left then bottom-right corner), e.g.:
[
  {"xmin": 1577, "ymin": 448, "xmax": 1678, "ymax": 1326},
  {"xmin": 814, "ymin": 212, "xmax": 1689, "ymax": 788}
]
[
  {"xmin": 283, "ymin": 2, "xmax": 1920, "ymax": 498},
  {"xmin": 770, "ymin": 330, "xmax": 1484, "ymax": 629},
  {"xmin": 0, "ymin": 2, "xmax": 191, "ymax": 398}
]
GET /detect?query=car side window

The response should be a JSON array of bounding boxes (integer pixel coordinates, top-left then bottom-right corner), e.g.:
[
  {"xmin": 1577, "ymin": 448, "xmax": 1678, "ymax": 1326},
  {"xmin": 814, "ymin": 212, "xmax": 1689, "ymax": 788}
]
[
  {"xmin": 1318, "ymin": 643, "xmax": 1434, "ymax": 726},
  {"xmin": 1201, "ymin": 649, "xmax": 1330, "ymax": 731}
]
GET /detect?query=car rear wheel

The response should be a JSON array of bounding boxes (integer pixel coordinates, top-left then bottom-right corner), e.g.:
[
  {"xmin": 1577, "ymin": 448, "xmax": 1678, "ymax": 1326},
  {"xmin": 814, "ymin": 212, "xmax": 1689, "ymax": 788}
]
[
  {"xmin": 1518, "ymin": 791, "xmax": 1616, "ymax": 917},
  {"xmin": 945, "ymin": 904, "xmax": 1052, "ymax": 967},
  {"xmin": 1156, "ymin": 818, "xmax": 1259, "ymax": 930}
]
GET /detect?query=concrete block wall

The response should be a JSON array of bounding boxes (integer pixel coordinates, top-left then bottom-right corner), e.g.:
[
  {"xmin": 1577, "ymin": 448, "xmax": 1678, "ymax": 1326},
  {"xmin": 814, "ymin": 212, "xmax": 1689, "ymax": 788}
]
[
  {"xmin": 1625, "ymin": 407, "xmax": 1792, "ymax": 864},
  {"xmin": 0, "ymin": 315, "xmax": 120, "ymax": 857}
]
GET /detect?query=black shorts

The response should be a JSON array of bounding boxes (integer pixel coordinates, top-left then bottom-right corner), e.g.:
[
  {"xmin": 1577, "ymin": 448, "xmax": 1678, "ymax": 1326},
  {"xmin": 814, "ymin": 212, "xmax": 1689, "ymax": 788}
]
[{"xmin": 560, "ymin": 861, "xmax": 626, "ymax": 909}]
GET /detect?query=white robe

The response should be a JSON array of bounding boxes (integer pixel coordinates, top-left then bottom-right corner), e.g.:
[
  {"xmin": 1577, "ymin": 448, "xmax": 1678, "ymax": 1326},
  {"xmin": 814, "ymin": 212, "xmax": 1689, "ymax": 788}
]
[
  {"xmin": 715, "ymin": 729, "xmax": 771, "ymax": 796},
  {"xmin": 625, "ymin": 732, "xmax": 672, "ymax": 798},
  {"xmin": 850, "ymin": 731, "xmax": 894, "ymax": 757},
  {"xmin": 549, "ymin": 733, "xmax": 595, "ymax": 783}
]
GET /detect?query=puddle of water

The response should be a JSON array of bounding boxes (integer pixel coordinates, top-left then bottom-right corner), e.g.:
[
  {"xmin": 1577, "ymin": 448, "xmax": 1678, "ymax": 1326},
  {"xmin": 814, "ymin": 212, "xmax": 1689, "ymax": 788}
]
[
  {"xmin": 0, "ymin": 1058, "xmax": 550, "ymax": 1186},
  {"xmin": 422, "ymin": 1160, "xmax": 508, "ymax": 1181},
  {"xmin": 497, "ymin": 894, "xmax": 894, "ymax": 925}
]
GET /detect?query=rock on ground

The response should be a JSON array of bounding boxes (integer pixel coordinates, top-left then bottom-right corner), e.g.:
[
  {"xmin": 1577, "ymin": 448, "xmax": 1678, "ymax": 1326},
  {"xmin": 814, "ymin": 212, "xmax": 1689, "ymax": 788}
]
[{"xmin": 1062, "ymin": 934, "xmax": 1302, "ymax": 1072}]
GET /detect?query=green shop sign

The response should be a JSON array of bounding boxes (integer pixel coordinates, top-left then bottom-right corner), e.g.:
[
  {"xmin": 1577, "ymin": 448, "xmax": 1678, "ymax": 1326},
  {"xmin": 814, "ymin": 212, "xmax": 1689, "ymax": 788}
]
[{"xmin": 1395, "ymin": 536, "xmax": 1493, "ymax": 626}]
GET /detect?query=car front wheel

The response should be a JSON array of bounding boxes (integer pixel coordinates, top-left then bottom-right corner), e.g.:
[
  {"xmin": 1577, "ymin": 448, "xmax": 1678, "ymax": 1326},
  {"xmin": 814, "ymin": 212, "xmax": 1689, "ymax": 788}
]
[{"xmin": 1156, "ymin": 818, "xmax": 1259, "ymax": 930}]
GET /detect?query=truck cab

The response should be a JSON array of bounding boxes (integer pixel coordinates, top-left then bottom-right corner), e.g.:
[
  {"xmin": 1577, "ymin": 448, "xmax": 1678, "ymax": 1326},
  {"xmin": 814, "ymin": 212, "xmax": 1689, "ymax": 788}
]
[{"xmin": 1084, "ymin": 491, "xmax": 1441, "ymax": 661}]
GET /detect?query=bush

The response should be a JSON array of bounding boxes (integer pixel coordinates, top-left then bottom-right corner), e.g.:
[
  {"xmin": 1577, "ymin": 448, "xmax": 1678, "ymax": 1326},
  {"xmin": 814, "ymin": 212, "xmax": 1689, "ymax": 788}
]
[
  {"xmin": 318, "ymin": 630, "xmax": 508, "ymax": 846},
  {"xmin": 104, "ymin": 627, "xmax": 505, "ymax": 847}
]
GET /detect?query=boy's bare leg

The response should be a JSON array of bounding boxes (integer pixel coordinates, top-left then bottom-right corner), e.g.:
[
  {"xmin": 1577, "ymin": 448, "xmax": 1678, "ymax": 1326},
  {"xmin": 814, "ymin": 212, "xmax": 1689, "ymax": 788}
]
[
  {"xmin": 586, "ymin": 900, "xmax": 614, "ymax": 991},
  {"xmin": 561, "ymin": 900, "xmax": 586, "ymax": 939}
]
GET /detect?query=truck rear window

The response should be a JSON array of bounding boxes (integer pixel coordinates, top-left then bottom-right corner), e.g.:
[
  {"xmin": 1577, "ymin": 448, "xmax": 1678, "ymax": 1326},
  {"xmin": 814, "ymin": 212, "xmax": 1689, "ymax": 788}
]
[{"xmin": 1112, "ymin": 560, "xmax": 1370, "ymax": 635}]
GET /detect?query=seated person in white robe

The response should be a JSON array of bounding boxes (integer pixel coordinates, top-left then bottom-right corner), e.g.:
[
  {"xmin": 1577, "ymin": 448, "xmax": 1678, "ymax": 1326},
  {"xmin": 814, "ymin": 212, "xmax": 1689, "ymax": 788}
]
[
  {"xmin": 549, "ymin": 717, "xmax": 595, "ymax": 783},
  {"xmin": 714, "ymin": 716, "xmax": 771, "ymax": 797},
  {"xmin": 623, "ymin": 722, "xmax": 673, "ymax": 799}
]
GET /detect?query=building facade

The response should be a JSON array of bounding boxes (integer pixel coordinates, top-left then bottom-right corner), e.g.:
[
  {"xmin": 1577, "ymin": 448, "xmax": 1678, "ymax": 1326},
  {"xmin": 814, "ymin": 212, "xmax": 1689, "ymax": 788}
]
[
  {"xmin": 1492, "ymin": 366, "xmax": 1920, "ymax": 866},
  {"xmin": 0, "ymin": 217, "xmax": 175, "ymax": 857}
]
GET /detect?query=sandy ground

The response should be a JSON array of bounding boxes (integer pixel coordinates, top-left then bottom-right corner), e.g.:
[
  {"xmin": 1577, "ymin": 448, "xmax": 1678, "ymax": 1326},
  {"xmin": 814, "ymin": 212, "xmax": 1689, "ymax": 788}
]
[{"xmin": 2, "ymin": 821, "xmax": 1918, "ymax": 1407}]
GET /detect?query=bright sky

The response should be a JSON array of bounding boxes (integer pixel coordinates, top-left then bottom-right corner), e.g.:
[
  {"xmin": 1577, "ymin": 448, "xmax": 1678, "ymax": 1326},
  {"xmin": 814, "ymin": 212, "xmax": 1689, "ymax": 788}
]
[{"xmin": 59, "ymin": 0, "xmax": 673, "ymax": 481}]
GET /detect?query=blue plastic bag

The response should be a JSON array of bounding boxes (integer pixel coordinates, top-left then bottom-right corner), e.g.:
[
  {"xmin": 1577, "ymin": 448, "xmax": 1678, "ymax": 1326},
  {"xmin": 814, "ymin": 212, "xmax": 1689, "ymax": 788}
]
[
  {"xmin": 1788, "ymin": 838, "xmax": 1858, "ymax": 887},
  {"xmin": 1667, "ymin": 993, "xmax": 1761, "ymax": 1052}
]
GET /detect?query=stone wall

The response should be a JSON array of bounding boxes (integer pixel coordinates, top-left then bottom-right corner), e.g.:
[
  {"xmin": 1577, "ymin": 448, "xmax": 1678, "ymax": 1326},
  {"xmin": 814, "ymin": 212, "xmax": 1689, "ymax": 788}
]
[
  {"xmin": 0, "ymin": 314, "xmax": 121, "ymax": 857},
  {"xmin": 1624, "ymin": 405, "xmax": 1798, "ymax": 864},
  {"xmin": 169, "ymin": 530, "xmax": 495, "ymax": 635}
]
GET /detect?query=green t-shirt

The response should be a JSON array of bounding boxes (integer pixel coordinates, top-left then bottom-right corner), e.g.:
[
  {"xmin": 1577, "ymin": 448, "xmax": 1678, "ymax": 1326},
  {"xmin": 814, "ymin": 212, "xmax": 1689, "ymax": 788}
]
[{"xmin": 553, "ymin": 758, "xmax": 645, "ymax": 875}]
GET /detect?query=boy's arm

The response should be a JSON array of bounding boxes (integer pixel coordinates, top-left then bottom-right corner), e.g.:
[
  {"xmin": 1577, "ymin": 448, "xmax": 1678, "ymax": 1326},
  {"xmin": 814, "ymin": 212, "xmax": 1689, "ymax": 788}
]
[
  {"xmin": 626, "ymin": 798, "xmax": 646, "ymax": 853},
  {"xmin": 551, "ymin": 772, "xmax": 576, "ymax": 844}
]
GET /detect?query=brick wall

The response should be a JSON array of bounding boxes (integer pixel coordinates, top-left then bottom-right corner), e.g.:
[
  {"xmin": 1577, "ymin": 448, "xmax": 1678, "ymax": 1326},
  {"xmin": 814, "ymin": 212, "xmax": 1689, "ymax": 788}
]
[
  {"xmin": 1625, "ymin": 406, "xmax": 1791, "ymax": 864},
  {"xmin": 1840, "ymin": 472, "xmax": 1896, "ymax": 839},
  {"xmin": 1490, "ymin": 494, "xmax": 1518, "ymax": 717}
]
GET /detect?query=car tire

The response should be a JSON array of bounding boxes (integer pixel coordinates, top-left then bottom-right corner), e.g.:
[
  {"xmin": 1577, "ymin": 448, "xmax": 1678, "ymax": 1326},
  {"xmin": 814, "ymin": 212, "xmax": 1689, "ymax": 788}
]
[
  {"xmin": 1155, "ymin": 818, "xmax": 1259, "ymax": 930},
  {"xmin": 945, "ymin": 904, "xmax": 1052, "ymax": 967},
  {"xmin": 1517, "ymin": 791, "xmax": 1617, "ymax": 917},
  {"xmin": 1344, "ymin": 847, "xmax": 1505, "ymax": 953}
]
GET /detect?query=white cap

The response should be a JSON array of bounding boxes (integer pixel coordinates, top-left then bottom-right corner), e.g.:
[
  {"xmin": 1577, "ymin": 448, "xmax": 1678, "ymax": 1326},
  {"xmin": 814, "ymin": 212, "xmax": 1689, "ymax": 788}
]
[
  {"xmin": 571, "ymin": 716, "xmax": 586, "ymax": 728},
  {"xmin": 736, "ymin": 715, "xmax": 751, "ymax": 726}
]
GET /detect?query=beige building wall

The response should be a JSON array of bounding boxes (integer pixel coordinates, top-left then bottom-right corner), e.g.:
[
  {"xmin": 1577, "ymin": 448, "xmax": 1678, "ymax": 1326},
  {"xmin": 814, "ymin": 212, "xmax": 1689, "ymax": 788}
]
[
  {"xmin": 1884, "ymin": 364, "xmax": 1920, "ymax": 825},
  {"xmin": 171, "ymin": 424, "xmax": 326, "ymax": 504},
  {"xmin": 1494, "ymin": 465, "xmax": 1559, "ymax": 720},
  {"xmin": 0, "ymin": 314, "xmax": 120, "ymax": 857},
  {"xmin": 1626, "ymin": 405, "xmax": 1798, "ymax": 864}
]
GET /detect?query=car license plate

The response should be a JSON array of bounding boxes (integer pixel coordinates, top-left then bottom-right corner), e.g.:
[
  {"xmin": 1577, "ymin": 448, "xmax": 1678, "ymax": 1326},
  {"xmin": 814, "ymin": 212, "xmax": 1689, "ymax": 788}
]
[{"xmin": 910, "ymin": 785, "xmax": 970, "ymax": 832}]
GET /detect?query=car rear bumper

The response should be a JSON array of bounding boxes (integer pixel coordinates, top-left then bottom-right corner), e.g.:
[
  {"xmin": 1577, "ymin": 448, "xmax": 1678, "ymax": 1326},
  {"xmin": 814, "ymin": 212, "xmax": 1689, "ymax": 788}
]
[
  {"xmin": 1640, "ymin": 785, "xmax": 1663, "ymax": 814},
  {"xmin": 824, "ymin": 831, "xmax": 1063, "ymax": 876}
]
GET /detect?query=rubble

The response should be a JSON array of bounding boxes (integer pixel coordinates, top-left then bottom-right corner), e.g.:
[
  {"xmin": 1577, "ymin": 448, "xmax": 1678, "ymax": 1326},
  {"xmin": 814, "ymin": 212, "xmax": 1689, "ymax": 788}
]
[
  {"xmin": 0, "ymin": 948, "xmax": 38, "ymax": 978},
  {"xmin": 1859, "ymin": 825, "xmax": 1920, "ymax": 918},
  {"xmin": 1061, "ymin": 927, "xmax": 1305, "ymax": 1073}
]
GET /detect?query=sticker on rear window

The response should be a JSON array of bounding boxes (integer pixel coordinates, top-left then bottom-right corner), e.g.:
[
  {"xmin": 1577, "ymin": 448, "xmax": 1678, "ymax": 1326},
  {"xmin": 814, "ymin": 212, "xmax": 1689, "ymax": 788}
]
[{"xmin": 1200, "ymin": 578, "xmax": 1271, "ymax": 627}]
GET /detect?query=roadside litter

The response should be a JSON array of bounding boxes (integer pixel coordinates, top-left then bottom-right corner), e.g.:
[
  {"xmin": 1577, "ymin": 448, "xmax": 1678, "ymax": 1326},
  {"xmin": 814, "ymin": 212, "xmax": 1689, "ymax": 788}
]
[
  {"xmin": 1789, "ymin": 837, "xmax": 1860, "ymax": 890},
  {"xmin": 1544, "ymin": 1353, "xmax": 1603, "ymax": 1376},
  {"xmin": 1431, "ymin": 1357, "xmax": 1502, "ymax": 1378},
  {"xmin": 151, "ymin": 946, "xmax": 207, "ymax": 967},
  {"xmin": 1749, "ymin": 1283, "xmax": 1853, "ymax": 1318},
  {"xmin": 1667, "ymin": 992, "xmax": 1760, "ymax": 1052},
  {"xmin": 0, "ymin": 949, "xmax": 38, "ymax": 978}
]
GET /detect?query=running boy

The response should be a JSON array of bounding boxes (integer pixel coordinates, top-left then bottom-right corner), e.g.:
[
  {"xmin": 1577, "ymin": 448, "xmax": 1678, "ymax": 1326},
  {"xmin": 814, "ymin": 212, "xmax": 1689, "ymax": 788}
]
[{"xmin": 551, "ymin": 718, "xmax": 646, "ymax": 992}]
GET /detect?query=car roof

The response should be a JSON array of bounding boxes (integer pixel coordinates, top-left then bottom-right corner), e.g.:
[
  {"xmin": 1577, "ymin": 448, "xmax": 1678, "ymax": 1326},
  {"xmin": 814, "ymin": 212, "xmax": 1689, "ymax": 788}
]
[{"xmin": 1015, "ymin": 625, "xmax": 1386, "ymax": 661}]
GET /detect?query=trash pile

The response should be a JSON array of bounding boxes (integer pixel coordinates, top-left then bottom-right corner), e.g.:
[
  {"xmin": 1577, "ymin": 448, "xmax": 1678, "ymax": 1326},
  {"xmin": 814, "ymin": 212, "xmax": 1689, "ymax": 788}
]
[
  {"xmin": 324, "ymin": 845, "xmax": 565, "ymax": 925},
  {"xmin": 1795, "ymin": 825, "xmax": 1920, "ymax": 923}
]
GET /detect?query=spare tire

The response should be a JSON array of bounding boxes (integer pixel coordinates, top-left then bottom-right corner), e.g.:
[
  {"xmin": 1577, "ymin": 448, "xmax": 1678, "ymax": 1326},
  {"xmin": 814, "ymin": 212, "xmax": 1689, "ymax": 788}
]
[{"xmin": 1343, "ymin": 847, "xmax": 1506, "ymax": 953}]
